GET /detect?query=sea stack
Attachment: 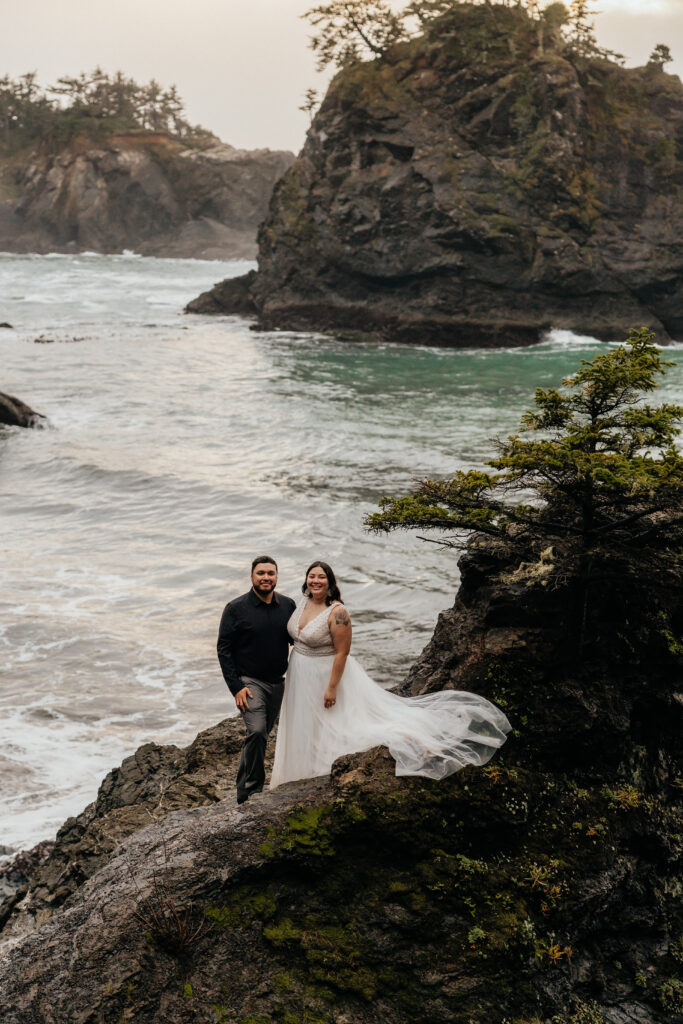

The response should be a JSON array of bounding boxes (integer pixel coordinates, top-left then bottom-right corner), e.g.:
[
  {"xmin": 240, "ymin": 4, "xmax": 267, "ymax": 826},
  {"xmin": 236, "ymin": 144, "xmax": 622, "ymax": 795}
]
[{"xmin": 188, "ymin": 3, "xmax": 683, "ymax": 345}]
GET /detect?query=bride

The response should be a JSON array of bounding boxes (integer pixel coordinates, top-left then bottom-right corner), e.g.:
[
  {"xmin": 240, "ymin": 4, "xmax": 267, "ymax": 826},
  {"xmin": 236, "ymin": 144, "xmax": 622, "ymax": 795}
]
[{"xmin": 270, "ymin": 561, "xmax": 510, "ymax": 788}]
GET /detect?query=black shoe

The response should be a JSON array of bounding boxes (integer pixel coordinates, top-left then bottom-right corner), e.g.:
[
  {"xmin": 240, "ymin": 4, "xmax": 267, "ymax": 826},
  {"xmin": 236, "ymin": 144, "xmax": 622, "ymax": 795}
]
[{"xmin": 237, "ymin": 783, "xmax": 264, "ymax": 805}]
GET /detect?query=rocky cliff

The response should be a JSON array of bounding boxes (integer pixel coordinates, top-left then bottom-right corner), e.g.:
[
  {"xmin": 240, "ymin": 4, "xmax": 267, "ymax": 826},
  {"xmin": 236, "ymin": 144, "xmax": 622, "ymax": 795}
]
[
  {"xmin": 187, "ymin": 3, "xmax": 683, "ymax": 344},
  {"xmin": 0, "ymin": 718, "xmax": 246, "ymax": 944},
  {"xmin": 0, "ymin": 535, "xmax": 680, "ymax": 1023},
  {"xmin": 0, "ymin": 135, "xmax": 294, "ymax": 259}
]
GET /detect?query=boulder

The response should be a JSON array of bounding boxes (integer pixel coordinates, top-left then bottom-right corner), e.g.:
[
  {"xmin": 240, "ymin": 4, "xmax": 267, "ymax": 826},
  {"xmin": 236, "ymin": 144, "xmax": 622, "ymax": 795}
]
[
  {"xmin": 186, "ymin": 268, "xmax": 258, "ymax": 315},
  {"xmin": 0, "ymin": 717, "xmax": 245, "ymax": 945},
  {"xmin": 0, "ymin": 391, "xmax": 45, "ymax": 428}
]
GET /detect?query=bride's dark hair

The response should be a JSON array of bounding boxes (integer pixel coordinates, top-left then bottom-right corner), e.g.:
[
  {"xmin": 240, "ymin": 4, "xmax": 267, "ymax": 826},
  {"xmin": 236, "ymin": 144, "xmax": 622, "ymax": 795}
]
[{"xmin": 302, "ymin": 560, "xmax": 343, "ymax": 605}]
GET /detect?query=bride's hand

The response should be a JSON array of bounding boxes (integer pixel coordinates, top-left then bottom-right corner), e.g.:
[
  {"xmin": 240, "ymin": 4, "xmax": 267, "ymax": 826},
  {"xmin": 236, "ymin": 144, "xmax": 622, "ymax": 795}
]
[{"xmin": 324, "ymin": 686, "xmax": 337, "ymax": 709}]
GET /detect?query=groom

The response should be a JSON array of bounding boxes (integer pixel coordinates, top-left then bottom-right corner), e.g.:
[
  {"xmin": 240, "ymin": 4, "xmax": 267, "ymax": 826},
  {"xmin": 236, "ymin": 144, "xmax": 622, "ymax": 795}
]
[{"xmin": 217, "ymin": 556, "xmax": 296, "ymax": 804}]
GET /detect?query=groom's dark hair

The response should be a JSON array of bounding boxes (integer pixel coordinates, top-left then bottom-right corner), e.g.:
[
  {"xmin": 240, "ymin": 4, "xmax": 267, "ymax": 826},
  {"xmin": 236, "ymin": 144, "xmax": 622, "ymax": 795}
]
[{"xmin": 252, "ymin": 554, "xmax": 278, "ymax": 570}]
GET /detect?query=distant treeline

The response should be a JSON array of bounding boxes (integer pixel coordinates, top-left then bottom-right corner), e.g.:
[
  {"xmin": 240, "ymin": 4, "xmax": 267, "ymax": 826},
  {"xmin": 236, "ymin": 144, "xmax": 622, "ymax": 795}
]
[{"xmin": 0, "ymin": 69, "xmax": 213, "ymax": 152}]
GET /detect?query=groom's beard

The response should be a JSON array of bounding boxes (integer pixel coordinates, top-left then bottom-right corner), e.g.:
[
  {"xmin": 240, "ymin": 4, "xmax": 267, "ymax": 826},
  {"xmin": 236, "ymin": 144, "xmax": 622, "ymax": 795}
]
[{"xmin": 253, "ymin": 582, "xmax": 275, "ymax": 596}]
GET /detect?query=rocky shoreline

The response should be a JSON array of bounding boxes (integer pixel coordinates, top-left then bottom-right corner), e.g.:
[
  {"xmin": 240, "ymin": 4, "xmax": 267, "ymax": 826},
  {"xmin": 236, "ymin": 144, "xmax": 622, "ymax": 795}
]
[
  {"xmin": 1, "ymin": 533, "xmax": 680, "ymax": 1023},
  {"xmin": 0, "ymin": 718, "xmax": 247, "ymax": 947},
  {"xmin": 187, "ymin": 4, "xmax": 683, "ymax": 345},
  {"xmin": 0, "ymin": 136, "xmax": 294, "ymax": 260}
]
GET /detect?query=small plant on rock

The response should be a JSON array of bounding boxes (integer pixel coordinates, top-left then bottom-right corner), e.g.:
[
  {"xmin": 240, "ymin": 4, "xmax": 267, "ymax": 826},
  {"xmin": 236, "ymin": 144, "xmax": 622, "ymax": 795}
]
[
  {"xmin": 127, "ymin": 843, "xmax": 205, "ymax": 957},
  {"xmin": 367, "ymin": 329, "xmax": 683, "ymax": 652},
  {"xmin": 367, "ymin": 328, "xmax": 683, "ymax": 560},
  {"xmin": 303, "ymin": 0, "xmax": 406, "ymax": 70}
]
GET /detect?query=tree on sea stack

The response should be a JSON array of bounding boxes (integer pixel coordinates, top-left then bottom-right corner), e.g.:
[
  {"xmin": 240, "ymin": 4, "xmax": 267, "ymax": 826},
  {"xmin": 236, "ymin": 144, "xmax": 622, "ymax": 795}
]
[
  {"xmin": 304, "ymin": 0, "xmax": 406, "ymax": 70},
  {"xmin": 366, "ymin": 329, "xmax": 683, "ymax": 579},
  {"xmin": 649, "ymin": 43, "xmax": 674, "ymax": 69}
]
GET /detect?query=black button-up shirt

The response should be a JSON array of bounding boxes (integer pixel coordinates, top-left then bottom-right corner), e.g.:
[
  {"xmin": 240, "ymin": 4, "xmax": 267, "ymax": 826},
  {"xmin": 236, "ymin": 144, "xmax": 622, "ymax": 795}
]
[{"xmin": 217, "ymin": 589, "xmax": 297, "ymax": 696}]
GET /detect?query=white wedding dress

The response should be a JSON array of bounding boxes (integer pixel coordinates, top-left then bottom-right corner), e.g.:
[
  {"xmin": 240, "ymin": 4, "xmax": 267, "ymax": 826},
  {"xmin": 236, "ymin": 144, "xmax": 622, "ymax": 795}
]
[{"xmin": 270, "ymin": 599, "xmax": 511, "ymax": 788}]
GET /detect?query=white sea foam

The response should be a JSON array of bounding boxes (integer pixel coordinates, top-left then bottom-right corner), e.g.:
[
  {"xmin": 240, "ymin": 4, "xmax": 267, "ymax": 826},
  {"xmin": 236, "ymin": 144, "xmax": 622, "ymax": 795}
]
[
  {"xmin": 542, "ymin": 328, "xmax": 609, "ymax": 348},
  {"xmin": 0, "ymin": 703, "xmax": 193, "ymax": 855}
]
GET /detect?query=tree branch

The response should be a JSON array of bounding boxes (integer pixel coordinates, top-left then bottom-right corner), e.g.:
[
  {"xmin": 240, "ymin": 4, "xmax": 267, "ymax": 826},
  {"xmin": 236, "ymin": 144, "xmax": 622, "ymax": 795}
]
[{"xmin": 345, "ymin": 5, "xmax": 386, "ymax": 55}]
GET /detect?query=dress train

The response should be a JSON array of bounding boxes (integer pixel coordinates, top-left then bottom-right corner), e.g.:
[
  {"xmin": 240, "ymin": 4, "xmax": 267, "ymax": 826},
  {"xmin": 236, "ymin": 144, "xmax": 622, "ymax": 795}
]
[{"xmin": 270, "ymin": 599, "xmax": 510, "ymax": 788}]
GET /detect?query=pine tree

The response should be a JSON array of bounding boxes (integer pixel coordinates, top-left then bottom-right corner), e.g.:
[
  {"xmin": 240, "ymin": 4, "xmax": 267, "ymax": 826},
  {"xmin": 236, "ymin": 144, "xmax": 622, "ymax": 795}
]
[
  {"xmin": 366, "ymin": 329, "xmax": 683, "ymax": 567},
  {"xmin": 299, "ymin": 88, "xmax": 320, "ymax": 124},
  {"xmin": 304, "ymin": 0, "xmax": 407, "ymax": 71},
  {"xmin": 649, "ymin": 44, "xmax": 673, "ymax": 69},
  {"xmin": 566, "ymin": 0, "xmax": 598, "ymax": 57}
]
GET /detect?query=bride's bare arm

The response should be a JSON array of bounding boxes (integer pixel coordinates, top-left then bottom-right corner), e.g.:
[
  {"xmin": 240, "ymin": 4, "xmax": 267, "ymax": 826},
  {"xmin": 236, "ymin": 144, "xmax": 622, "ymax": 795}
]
[{"xmin": 324, "ymin": 606, "xmax": 352, "ymax": 708}]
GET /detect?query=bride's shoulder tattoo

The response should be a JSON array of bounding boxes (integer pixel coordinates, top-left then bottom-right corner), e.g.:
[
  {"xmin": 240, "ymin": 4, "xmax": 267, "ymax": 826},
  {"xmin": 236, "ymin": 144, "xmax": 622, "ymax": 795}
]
[{"xmin": 334, "ymin": 609, "xmax": 351, "ymax": 627}]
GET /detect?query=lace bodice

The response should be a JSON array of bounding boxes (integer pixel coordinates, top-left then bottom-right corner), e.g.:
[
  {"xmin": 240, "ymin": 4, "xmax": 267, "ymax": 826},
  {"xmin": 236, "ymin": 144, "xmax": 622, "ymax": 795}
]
[{"xmin": 288, "ymin": 599, "xmax": 341, "ymax": 658}]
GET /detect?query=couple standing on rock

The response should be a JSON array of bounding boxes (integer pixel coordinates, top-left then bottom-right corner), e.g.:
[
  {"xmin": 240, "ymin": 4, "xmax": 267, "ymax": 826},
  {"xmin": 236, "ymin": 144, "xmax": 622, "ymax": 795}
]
[{"xmin": 217, "ymin": 555, "xmax": 511, "ymax": 806}]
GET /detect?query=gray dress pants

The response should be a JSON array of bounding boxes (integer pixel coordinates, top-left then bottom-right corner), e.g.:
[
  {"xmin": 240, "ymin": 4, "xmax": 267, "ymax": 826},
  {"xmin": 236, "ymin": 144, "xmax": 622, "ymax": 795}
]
[{"xmin": 235, "ymin": 675, "xmax": 284, "ymax": 802}]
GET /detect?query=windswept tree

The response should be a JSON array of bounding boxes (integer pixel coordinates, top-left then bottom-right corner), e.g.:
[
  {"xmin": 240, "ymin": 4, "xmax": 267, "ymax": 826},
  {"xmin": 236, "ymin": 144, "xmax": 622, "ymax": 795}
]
[
  {"xmin": 649, "ymin": 43, "xmax": 674, "ymax": 69},
  {"xmin": 566, "ymin": 0, "xmax": 594, "ymax": 52},
  {"xmin": 299, "ymin": 87, "xmax": 320, "ymax": 124},
  {"xmin": 303, "ymin": 0, "xmax": 407, "ymax": 71},
  {"xmin": 161, "ymin": 83, "xmax": 189, "ymax": 136},
  {"xmin": 366, "ymin": 329, "xmax": 683, "ymax": 573},
  {"xmin": 564, "ymin": 0, "xmax": 623, "ymax": 60}
]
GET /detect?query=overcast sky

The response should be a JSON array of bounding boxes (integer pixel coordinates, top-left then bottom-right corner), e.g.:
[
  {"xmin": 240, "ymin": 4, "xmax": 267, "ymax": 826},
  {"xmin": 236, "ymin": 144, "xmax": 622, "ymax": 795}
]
[{"xmin": 3, "ymin": 0, "xmax": 683, "ymax": 153}]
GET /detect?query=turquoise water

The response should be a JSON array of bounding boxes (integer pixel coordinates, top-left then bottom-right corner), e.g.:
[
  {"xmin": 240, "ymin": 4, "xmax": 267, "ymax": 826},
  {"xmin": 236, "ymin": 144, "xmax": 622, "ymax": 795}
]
[{"xmin": 1, "ymin": 252, "xmax": 681, "ymax": 853}]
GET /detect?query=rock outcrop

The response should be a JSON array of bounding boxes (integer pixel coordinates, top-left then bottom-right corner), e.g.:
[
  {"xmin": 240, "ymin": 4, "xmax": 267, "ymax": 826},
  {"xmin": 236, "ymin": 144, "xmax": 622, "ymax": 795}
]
[
  {"xmin": 0, "ymin": 390, "xmax": 45, "ymax": 427},
  {"xmin": 188, "ymin": 4, "xmax": 683, "ymax": 344},
  {"xmin": 0, "ymin": 718, "xmax": 247, "ymax": 946},
  {"xmin": 0, "ymin": 135, "xmax": 294, "ymax": 259},
  {"xmin": 0, "ymin": 534, "xmax": 680, "ymax": 1023}
]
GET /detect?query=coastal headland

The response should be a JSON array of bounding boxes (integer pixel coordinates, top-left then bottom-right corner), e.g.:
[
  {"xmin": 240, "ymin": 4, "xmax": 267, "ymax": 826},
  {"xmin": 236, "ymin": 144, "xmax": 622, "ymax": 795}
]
[
  {"xmin": 0, "ymin": 71, "xmax": 294, "ymax": 260},
  {"xmin": 0, "ymin": 136, "xmax": 293, "ymax": 260}
]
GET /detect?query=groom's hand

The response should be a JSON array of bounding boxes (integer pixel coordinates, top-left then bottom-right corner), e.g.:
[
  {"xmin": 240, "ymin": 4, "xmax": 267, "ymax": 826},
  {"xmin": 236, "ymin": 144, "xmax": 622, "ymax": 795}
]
[{"xmin": 235, "ymin": 686, "xmax": 253, "ymax": 712}]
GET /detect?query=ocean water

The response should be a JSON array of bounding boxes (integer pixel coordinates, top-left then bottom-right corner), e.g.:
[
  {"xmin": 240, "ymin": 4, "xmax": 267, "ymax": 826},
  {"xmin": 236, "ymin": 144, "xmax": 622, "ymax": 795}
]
[{"xmin": 1, "ymin": 251, "xmax": 681, "ymax": 857}]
